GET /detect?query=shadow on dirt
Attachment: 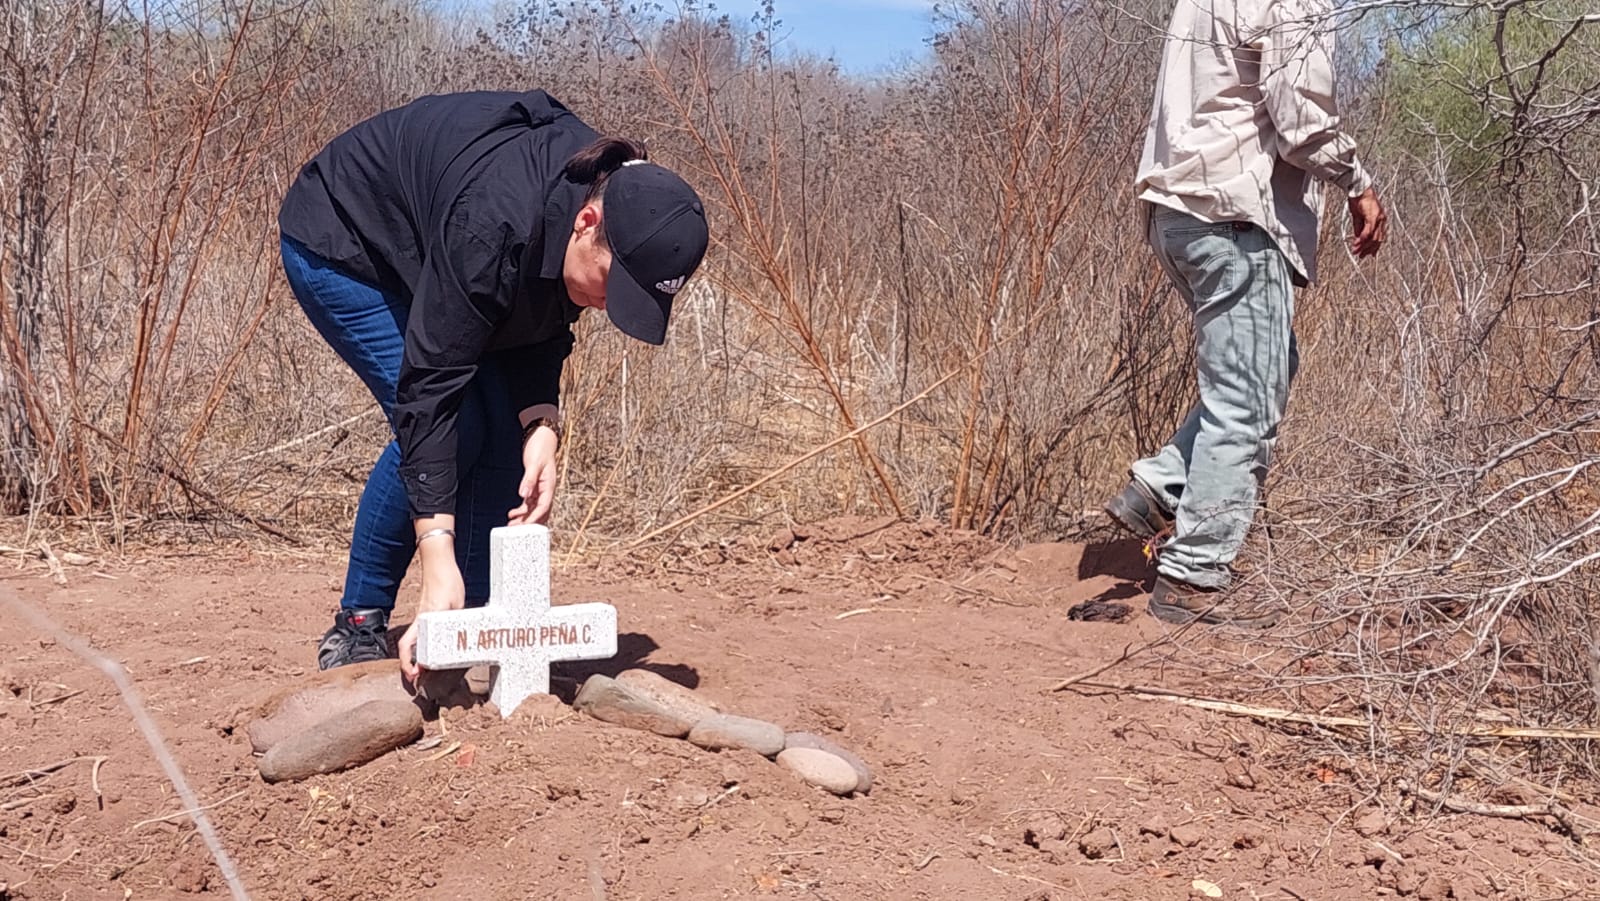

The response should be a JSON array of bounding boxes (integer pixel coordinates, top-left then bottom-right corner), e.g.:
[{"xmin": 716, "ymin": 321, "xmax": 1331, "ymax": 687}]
[
  {"xmin": 1076, "ymin": 538, "xmax": 1154, "ymax": 584},
  {"xmin": 1071, "ymin": 538, "xmax": 1154, "ymax": 613},
  {"xmin": 550, "ymin": 632, "xmax": 700, "ymax": 703}
]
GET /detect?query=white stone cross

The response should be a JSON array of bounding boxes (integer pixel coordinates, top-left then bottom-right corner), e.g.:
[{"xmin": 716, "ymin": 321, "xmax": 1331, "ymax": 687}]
[{"xmin": 414, "ymin": 524, "xmax": 617, "ymax": 718}]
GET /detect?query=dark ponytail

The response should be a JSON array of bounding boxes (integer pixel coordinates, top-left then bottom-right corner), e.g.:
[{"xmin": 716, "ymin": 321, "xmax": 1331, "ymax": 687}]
[{"xmin": 565, "ymin": 137, "xmax": 649, "ymax": 205}]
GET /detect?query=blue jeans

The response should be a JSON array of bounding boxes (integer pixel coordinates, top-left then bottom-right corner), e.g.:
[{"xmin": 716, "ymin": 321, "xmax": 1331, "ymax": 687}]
[
  {"xmin": 280, "ymin": 236, "xmax": 523, "ymax": 610},
  {"xmin": 1131, "ymin": 206, "xmax": 1300, "ymax": 589}
]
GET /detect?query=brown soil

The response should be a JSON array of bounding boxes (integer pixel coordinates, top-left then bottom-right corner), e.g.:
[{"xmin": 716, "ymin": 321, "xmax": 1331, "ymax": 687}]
[{"xmin": 2, "ymin": 517, "xmax": 1596, "ymax": 900}]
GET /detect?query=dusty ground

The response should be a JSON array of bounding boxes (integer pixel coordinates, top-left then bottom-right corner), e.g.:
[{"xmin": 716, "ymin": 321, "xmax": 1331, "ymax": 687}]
[{"xmin": 2, "ymin": 517, "xmax": 1598, "ymax": 900}]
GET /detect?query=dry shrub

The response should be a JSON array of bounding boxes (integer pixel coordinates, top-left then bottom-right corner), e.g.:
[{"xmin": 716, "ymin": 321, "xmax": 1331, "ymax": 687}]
[
  {"xmin": 1, "ymin": 0, "xmax": 1183, "ymax": 547},
  {"xmin": 1197, "ymin": 0, "xmax": 1600, "ymax": 788}
]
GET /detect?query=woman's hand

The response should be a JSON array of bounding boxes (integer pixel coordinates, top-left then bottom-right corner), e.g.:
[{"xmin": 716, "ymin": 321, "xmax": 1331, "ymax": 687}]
[
  {"xmin": 507, "ymin": 425, "xmax": 559, "ymax": 526},
  {"xmin": 398, "ymin": 520, "xmax": 465, "ymax": 681}
]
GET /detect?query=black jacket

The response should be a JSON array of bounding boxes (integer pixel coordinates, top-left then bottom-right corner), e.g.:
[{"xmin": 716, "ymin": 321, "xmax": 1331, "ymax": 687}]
[{"xmin": 279, "ymin": 91, "xmax": 597, "ymax": 516}]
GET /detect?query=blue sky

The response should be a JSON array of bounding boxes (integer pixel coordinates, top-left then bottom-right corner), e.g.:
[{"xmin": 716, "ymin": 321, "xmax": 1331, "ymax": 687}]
[{"xmin": 715, "ymin": 0, "xmax": 938, "ymax": 73}]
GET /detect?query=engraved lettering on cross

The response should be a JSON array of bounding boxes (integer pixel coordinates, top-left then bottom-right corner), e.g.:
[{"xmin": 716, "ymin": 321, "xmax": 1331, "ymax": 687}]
[{"xmin": 414, "ymin": 525, "xmax": 617, "ymax": 718}]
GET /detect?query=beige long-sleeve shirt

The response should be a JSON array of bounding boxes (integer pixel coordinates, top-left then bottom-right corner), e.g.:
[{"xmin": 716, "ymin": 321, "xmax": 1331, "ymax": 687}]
[{"xmin": 1135, "ymin": 0, "xmax": 1372, "ymax": 283}]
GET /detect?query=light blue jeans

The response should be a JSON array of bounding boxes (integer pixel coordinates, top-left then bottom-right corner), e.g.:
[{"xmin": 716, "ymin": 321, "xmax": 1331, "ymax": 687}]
[{"xmin": 1130, "ymin": 205, "xmax": 1299, "ymax": 589}]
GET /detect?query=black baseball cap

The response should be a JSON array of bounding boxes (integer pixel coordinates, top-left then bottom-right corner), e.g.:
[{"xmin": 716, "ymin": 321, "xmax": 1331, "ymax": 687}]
[{"xmin": 603, "ymin": 162, "xmax": 709, "ymax": 345}]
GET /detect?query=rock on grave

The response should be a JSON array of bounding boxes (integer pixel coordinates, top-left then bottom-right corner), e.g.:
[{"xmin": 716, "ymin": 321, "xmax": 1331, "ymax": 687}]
[
  {"xmin": 784, "ymin": 732, "xmax": 873, "ymax": 794},
  {"xmin": 413, "ymin": 665, "xmax": 492, "ymax": 710},
  {"xmin": 616, "ymin": 669, "xmax": 720, "ymax": 723},
  {"xmin": 776, "ymin": 747, "xmax": 859, "ymax": 796},
  {"xmin": 574, "ymin": 675, "xmax": 696, "ymax": 738},
  {"xmin": 246, "ymin": 660, "xmax": 422, "ymax": 755},
  {"xmin": 415, "ymin": 525, "xmax": 617, "ymax": 718},
  {"xmin": 689, "ymin": 713, "xmax": 785, "ymax": 757},
  {"xmin": 257, "ymin": 699, "xmax": 423, "ymax": 783}
]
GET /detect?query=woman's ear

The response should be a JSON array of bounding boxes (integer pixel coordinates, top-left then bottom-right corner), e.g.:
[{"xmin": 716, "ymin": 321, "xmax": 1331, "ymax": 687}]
[{"xmin": 573, "ymin": 202, "xmax": 603, "ymax": 239}]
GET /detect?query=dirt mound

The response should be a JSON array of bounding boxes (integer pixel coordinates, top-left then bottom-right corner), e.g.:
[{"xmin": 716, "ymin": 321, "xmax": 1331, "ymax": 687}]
[
  {"xmin": 2, "ymin": 538, "xmax": 1597, "ymax": 899},
  {"xmin": 762, "ymin": 515, "xmax": 995, "ymax": 571},
  {"xmin": 670, "ymin": 514, "xmax": 1002, "ymax": 580}
]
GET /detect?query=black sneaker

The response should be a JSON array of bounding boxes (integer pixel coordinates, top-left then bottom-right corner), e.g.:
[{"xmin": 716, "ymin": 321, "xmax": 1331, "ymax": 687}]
[
  {"xmin": 1104, "ymin": 479, "xmax": 1174, "ymax": 541},
  {"xmin": 317, "ymin": 608, "xmax": 392, "ymax": 670}
]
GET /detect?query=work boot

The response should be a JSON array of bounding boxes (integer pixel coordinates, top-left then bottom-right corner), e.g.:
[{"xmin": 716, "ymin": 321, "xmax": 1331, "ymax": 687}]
[
  {"xmin": 1104, "ymin": 479, "xmax": 1173, "ymax": 541},
  {"xmin": 317, "ymin": 607, "xmax": 392, "ymax": 670},
  {"xmin": 1146, "ymin": 576, "xmax": 1280, "ymax": 629}
]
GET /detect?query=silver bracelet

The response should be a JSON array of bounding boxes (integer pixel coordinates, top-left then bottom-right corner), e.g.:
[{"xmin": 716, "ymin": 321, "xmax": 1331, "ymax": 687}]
[{"xmin": 415, "ymin": 527, "xmax": 456, "ymax": 548}]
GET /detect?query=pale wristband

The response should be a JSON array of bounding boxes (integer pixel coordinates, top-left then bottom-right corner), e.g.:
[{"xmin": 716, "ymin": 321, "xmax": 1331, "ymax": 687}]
[{"xmin": 415, "ymin": 527, "xmax": 455, "ymax": 548}]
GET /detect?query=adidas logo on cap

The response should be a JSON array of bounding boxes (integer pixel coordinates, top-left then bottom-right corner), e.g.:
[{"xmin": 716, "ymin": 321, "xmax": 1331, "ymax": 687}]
[{"xmin": 655, "ymin": 275, "xmax": 686, "ymax": 295}]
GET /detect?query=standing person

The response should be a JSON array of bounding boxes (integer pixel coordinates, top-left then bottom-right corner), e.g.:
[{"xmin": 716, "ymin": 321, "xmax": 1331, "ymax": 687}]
[
  {"xmin": 1104, "ymin": 0, "xmax": 1387, "ymax": 625},
  {"xmin": 278, "ymin": 90, "xmax": 708, "ymax": 674}
]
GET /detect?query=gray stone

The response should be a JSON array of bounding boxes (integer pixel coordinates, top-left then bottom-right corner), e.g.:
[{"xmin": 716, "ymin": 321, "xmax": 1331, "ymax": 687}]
[
  {"xmin": 616, "ymin": 669, "xmax": 720, "ymax": 726},
  {"xmin": 574, "ymin": 675, "xmax": 694, "ymax": 737},
  {"xmin": 257, "ymin": 699, "xmax": 423, "ymax": 783},
  {"xmin": 783, "ymin": 731, "xmax": 872, "ymax": 794},
  {"xmin": 246, "ymin": 660, "xmax": 421, "ymax": 755},
  {"xmin": 415, "ymin": 525, "xmax": 617, "ymax": 718},
  {"xmin": 689, "ymin": 714, "xmax": 785, "ymax": 756},
  {"xmin": 776, "ymin": 748, "xmax": 858, "ymax": 795}
]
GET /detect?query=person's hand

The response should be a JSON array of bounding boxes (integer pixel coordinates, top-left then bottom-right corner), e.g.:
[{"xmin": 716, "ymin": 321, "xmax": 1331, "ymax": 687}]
[
  {"xmin": 398, "ymin": 542, "xmax": 465, "ymax": 681},
  {"xmin": 1348, "ymin": 187, "xmax": 1387, "ymax": 258},
  {"xmin": 507, "ymin": 425, "xmax": 559, "ymax": 526}
]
